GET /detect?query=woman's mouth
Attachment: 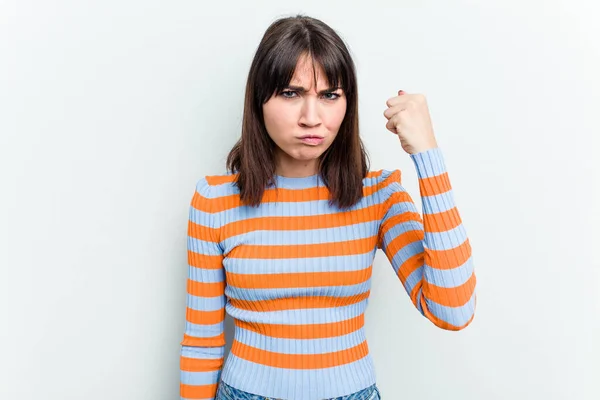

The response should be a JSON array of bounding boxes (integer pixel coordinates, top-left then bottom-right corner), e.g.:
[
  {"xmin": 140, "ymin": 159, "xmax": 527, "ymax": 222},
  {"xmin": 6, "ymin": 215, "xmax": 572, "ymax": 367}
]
[{"xmin": 299, "ymin": 136, "xmax": 324, "ymax": 145}]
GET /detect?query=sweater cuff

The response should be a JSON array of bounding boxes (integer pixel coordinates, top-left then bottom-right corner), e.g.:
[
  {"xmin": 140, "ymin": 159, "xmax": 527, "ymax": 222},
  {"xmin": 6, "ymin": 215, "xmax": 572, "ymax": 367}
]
[{"xmin": 410, "ymin": 146, "xmax": 447, "ymax": 179}]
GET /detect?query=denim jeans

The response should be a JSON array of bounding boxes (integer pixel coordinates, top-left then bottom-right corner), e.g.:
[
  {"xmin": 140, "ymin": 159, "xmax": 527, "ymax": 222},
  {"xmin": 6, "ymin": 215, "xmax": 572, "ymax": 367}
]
[{"xmin": 215, "ymin": 380, "xmax": 382, "ymax": 400}]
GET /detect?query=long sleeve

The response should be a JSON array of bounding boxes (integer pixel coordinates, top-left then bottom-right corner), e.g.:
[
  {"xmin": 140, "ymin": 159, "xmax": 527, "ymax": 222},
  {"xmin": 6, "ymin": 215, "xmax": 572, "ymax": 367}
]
[
  {"xmin": 180, "ymin": 177, "xmax": 226, "ymax": 400},
  {"xmin": 377, "ymin": 147, "xmax": 476, "ymax": 330}
]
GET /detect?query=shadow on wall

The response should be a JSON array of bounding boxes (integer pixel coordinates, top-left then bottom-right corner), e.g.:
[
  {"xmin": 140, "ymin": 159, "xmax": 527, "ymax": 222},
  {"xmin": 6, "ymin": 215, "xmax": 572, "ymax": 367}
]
[{"xmin": 224, "ymin": 313, "xmax": 234, "ymax": 358}]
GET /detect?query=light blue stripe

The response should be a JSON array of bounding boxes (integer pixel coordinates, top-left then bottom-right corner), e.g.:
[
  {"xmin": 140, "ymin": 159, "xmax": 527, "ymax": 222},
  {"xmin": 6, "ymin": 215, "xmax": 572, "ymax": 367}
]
[
  {"xmin": 378, "ymin": 169, "xmax": 397, "ymax": 181},
  {"xmin": 187, "ymin": 237, "xmax": 221, "ymax": 256},
  {"xmin": 387, "ymin": 241, "xmax": 423, "ymax": 275},
  {"xmin": 197, "ymin": 173, "xmax": 394, "ymax": 224},
  {"xmin": 403, "ymin": 265, "xmax": 423, "ymax": 296},
  {"xmin": 211, "ymin": 194, "xmax": 384, "ymax": 222},
  {"xmin": 381, "ymin": 211, "xmax": 423, "ymax": 234},
  {"xmin": 424, "ymin": 257, "xmax": 474, "ymax": 288},
  {"xmin": 220, "ymin": 352, "xmax": 377, "ymax": 400},
  {"xmin": 415, "ymin": 287, "xmax": 423, "ymax": 314},
  {"xmin": 425, "ymin": 290, "xmax": 476, "ymax": 327},
  {"xmin": 410, "ymin": 147, "xmax": 447, "ymax": 179},
  {"xmin": 180, "ymin": 346, "xmax": 224, "ymax": 386},
  {"xmin": 421, "ymin": 190, "xmax": 456, "ymax": 213},
  {"xmin": 188, "ymin": 265, "xmax": 224, "ymax": 283},
  {"xmin": 185, "ymin": 321, "xmax": 224, "ymax": 338},
  {"xmin": 404, "ymin": 258, "xmax": 474, "ymax": 296},
  {"xmin": 381, "ymin": 201, "xmax": 421, "ymax": 225},
  {"xmin": 181, "ymin": 369, "xmax": 221, "ymax": 386},
  {"xmin": 181, "ymin": 345, "xmax": 224, "ymax": 358},
  {"xmin": 187, "ymin": 293, "xmax": 226, "ymax": 312},
  {"xmin": 188, "ymin": 207, "xmax": 218, "ymax": 229},
  {"xmin": 209, "ymin": 181, "xmax": 385, "ymax": 203},
  {"xmin": 208, "ymin": 172, "xmax": 385, "ymax": 196},
  {"xmin": 224, "ymin": 253, "xmax": 375, "ymax": 274},
  {"xmin": 380, "ymin": 194, "xmax": 466, "ymax": 251},
  {"xmin": 189, "ymin": 207, "xmax": 214, "ymax": 225},
  {"xmin": 194, "ymin": 177, "xmax": 210, "ymax": 194},
  {"xmin": 226, "ymin": 300, "xmax": 368, "ymax": 325},
  {"xmin": 234, "ymin": 325, "xmax": 367, "ymax": 354},
  {"xmin": 220, "ymin": 221, "xmax": 379, "ymax": 249},
  {"xmin": 226, "ymin": 280, "xmax": 371, "ymax": 301},
  {"xmin": 423, "ymin": 224, "xmax": 468, "ymax": 250}
]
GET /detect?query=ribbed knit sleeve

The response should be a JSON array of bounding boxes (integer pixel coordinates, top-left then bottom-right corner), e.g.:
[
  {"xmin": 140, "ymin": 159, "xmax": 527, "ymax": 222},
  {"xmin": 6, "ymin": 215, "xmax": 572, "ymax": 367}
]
[
  {"xmin": 180, "ymin": 177, "xmax": 226, "ymax": 400},
  {"xmin": 377, "ymin": 147, "xmax": 476, "ymax": 330}
]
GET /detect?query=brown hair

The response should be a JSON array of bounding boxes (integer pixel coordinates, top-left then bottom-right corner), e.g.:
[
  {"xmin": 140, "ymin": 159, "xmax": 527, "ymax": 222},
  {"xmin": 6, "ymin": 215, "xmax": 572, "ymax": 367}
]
[{"xmin": 226, "ymin": 14, "xmax": 370, "ymax": 210}]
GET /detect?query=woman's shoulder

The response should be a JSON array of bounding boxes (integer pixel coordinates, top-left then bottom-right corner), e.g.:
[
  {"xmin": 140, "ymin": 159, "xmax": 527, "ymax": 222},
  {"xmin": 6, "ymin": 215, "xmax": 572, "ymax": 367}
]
[
  {"xmin": 365, "ymin": 168, "xmax": 402, "ymax": 186},
  {"xmin": 362, "ymin": 169, "xmax": 405, "ymax": 204},
  {"xmin": 203, "ymin": 171, "xmax": 238, "ymax": 187},
  {"xmin": 192, "ymin": 171, "xmax": 239, "ymax": 199}
]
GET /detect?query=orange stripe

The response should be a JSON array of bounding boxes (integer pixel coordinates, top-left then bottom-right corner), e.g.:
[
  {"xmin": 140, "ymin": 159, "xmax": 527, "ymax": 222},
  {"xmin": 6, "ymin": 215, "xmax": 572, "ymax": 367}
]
[
  {"xmin": 422, "ymin": 207, "xmax": 462, "ymax": 233},
  {"xmin": 379, "ymin": 217, "xmax": 424, "ymax": 258},
  {"xmin": 419, "ymin": 294, "xmax": 477, "ymax": 331},
  {"xmin": 426, "ymin": 239, "xmax": 472, "ymax": 270},
  {"xmin": 382, "ymin": 191, "xmax": 417, "ymax": 212},
  {"xmin": 379, "ymin": 169, "xmax": 401, "ymax": 191},
  {"xmin": 188, "ymin": 219, "xmax": 219, "ymax": 242},
  {"xmin": 187, "ymin": 251, "xmax": 223, "ymax": 270},
  {"xmin": 419, "ymin": 172, "xmax": 452, "ymax": 196},
  {"xmin": 207, "ymin": 170, "xmax": 387, "ymax": 186},
  {"xmin": 186, "ymin": 307, "xmax": 225, "ymax": 325},
  {"xmin": 187, "ymin": 279, "xmax": 225, "ymax": 297},
  {"xmin": 397, "ymin": 252, "xmax": 424, "ymax": 286},
  {"xmin": 207, "ymin": 174, "xmax": 236, "ymax": 185},
  {"xmin": 227, "ymin": 265, "xmax": 372, "ymax": 289},
  {"xmin": 180, "ymin": 382, "xmax": 218, "ymax": 399},
  {"xmin": 200, "ymin": 170, "xmax": 396, "ymax": 214},
  {"xmin": 229, "ymin": 292, "xmax": 370, "ymax": 311},
  {"xmin": 222, "ymin": 203, "xmax": 382, "ymax": 240},
  {"xmin": 379, "ymin": 199, "xmax": 463, "ymax": 235},
  {"xmin": 180, "ymin": 355, "xmax": 224, "ymax": 372},
  {"xmin": 424, "ymin": 272, "xmax": 477, "ymax": 307},
  {"xmin": 190, "ymin": 190, "xmax": 212, "ymax": 212},
  {"xmin": 181, "ymin": 332, "xmax": 225, "ymax": 347},
  {"xmin": 235, "ymin": 314, "xmax": 364, "ymax": 339},
  {"xmin": 378, "ymin": 174, "xmax": 460, "ymax": 246},
  {"xmin": 399, "ymin": 246, "xmax": 474, "ymax": 305},
  {"xmin": 399, "ymin": 253, "xmax": 475, "ymax": 306},
  {"xmin": 377, "ymin": 209, "xmax": 420, "ymax": 249},
  {"xmin": 231, "ymin": 339, "xmax": 369, "ymax": 369},
  {"xmin": 227, "ymin": 237, "xmax": 376, "ymax": 259},
  {"xmin": 383, "ymin": 226, "xmax": 471, "ymax": 272}
]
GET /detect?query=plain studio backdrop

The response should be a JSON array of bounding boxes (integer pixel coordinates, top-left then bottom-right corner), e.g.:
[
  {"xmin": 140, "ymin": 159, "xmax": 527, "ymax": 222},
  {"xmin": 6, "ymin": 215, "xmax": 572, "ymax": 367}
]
[{"xmin": 1, "ymin": 1, "xmax": 599, "ymax": 399}]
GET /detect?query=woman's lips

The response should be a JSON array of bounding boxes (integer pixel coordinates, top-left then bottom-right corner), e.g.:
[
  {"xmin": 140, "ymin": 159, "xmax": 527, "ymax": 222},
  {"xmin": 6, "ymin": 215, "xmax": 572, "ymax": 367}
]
[{"xmin": 299, "ymin": 136, "xmax": 324, "ymax": 145}]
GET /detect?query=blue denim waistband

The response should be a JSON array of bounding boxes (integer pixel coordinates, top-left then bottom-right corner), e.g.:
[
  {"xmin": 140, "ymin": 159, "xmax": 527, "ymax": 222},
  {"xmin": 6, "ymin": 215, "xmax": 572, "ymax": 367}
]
[{"xmin": 215, "ymin": 379, "xmax": 381, "ymax": 400}]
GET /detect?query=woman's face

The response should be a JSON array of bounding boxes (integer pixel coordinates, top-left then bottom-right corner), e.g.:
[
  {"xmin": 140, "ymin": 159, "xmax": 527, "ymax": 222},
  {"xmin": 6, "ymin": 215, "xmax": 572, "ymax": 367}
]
[{"xmin": 262, "ymin": 55, "xmax": 347, "ymax": 177}]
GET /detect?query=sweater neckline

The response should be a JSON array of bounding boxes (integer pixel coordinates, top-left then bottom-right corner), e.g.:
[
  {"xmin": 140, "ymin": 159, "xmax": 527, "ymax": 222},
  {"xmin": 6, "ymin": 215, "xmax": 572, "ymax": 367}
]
[{"xmin": 271, "ymin": 173, "xmax": 322, "ymax": 189}]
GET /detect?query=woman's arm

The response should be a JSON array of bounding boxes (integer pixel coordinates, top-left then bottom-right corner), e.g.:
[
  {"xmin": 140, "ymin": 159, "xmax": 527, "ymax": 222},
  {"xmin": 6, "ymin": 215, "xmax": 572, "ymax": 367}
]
[
  {"xmin": 180, "ymin": 177, "xmax": 226, "ymax": 399},
  {"xmin": 377, "ymin": 147, "xmax": 476, "ymax": 330}
]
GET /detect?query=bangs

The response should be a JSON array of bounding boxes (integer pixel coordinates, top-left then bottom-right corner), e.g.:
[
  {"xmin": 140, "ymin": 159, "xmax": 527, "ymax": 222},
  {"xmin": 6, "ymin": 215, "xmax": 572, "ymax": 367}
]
[{"xmin": 258, "ymin": 44, "xmax": 351, "ymax": 104}]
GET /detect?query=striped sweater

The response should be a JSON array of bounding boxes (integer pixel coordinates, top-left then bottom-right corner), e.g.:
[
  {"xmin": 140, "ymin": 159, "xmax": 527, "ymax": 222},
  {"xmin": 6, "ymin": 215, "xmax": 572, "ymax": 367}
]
[{"xmin": 180, "ymin": 147, "xmax": 476, "ymax": 400}]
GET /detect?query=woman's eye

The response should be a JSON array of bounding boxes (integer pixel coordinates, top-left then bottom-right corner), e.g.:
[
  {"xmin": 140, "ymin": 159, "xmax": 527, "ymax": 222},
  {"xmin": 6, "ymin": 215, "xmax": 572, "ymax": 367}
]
[
  {"xmin": 281, "ymin": 90, "xmax": 297, "ymax": 98},
  {"xmin": 281, "ymin": 90, "xmax": 340, "ymax": 100}
]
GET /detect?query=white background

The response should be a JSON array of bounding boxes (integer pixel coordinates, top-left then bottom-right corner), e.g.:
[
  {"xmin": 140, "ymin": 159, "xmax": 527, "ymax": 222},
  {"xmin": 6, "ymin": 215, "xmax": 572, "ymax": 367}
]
[{"xmin": 1, "ymin": 1, "xmax": 599, "ymax": 399}]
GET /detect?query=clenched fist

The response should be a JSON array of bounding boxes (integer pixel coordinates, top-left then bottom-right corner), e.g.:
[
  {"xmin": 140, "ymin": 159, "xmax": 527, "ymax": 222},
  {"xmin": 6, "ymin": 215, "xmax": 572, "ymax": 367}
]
[{"xmin": 383, "ymin": 90, "xmax": 438, "ymax": 155}]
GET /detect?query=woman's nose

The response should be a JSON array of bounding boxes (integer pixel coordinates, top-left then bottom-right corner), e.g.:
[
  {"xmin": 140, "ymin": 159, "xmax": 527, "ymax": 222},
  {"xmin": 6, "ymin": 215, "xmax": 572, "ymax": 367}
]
[{"xmin": 298, "ymin": 98, "xmax": 320, "ymax": 126}]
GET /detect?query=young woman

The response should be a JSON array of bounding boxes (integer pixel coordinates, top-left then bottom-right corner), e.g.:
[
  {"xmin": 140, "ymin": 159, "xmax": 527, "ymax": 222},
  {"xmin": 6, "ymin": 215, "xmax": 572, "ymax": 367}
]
[{"xmin": 179, "ymin": 14, "xmax": 476, "ymax": 400}]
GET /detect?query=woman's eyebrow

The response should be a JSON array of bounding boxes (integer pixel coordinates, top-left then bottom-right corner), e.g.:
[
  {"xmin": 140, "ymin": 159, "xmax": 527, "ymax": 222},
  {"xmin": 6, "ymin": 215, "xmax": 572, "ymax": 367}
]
[{"xmin": 285, "ymin": 85, "xmax": 342, "ymax": 94}]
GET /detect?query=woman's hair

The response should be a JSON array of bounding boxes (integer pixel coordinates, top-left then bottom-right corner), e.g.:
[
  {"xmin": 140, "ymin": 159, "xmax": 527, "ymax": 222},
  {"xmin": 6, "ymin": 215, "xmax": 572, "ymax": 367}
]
[{"xmin": 225, "ymin": 14, "xmax": 370, "ymax": 210}]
